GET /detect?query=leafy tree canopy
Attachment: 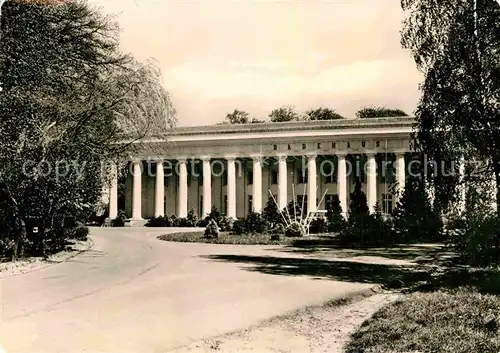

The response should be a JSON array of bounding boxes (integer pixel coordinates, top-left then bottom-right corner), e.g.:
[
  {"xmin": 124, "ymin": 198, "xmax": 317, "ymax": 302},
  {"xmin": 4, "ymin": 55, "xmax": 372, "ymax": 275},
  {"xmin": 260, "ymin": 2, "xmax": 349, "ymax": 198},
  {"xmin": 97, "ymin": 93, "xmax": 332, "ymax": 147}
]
[
  {"xmin": 401, "ymin": 0, "xmax": 500, "ymax": 211},
  {"xmin": 355, "ymin": 106, "xmax": 408, "ymax": 119},
  {"xmin": 0, "ymin": 0, "xmax": 176, "ymax": 258},
  {"xmin": 304, "ymin": 107, "xmax": 345, "ymax": 121},
  {"xmin": 269, "ymin": 105, "xmax": 300, "ymax": 123}
]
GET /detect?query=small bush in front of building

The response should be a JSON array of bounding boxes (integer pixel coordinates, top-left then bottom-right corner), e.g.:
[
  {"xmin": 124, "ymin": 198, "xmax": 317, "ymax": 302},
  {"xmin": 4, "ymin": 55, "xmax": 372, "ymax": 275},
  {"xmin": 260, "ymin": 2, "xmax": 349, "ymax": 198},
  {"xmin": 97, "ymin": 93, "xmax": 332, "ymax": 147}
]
[
  {"xmin": 309, "ymin": 217, "xmax": 327, "ymax": 234},
  {"xmin": 232, "ymin": 218, "xmax": 246, "ymax": 235},
  {"xmin": 245, "ymin": 212, "xmax": 268, "ymax": 234},
  {"xmin": 285, "ymin": 222, "xmax": 302, "ymax": 237},
  {"xmin": 186, "ymin": 208, "xmax": 198, "ymax": 227},
  {"xmin": 204, "ymin": 219, "xmax": 219, "ymax": 238},
  {"xmin": 112, "ymin": 210, "xmax": 127, "ymax": 227},
  {"xmin": 218, "ymin": 215, "xmax": 234, "ymax": 231},
  {"xmin": 177, "ymin": 217, "xmax": 188, "ymax": 227},
  {"xmin": 73, "ymin": 222, "xmax": 89, "ymax": 240},
  {"xmin": 169, "ymin": 214, "xmax": 180, "ymax": 227},
  {"xmin": 270, "ymin": 233, "xmax": 281, "ymax": 241},
  {"xmin": 270, "ymin": 223, "xmax": 285, "ymax": 235},
  {"xmin": 146, "ymin": 216, "xmax": 171, "ymax": 227}
]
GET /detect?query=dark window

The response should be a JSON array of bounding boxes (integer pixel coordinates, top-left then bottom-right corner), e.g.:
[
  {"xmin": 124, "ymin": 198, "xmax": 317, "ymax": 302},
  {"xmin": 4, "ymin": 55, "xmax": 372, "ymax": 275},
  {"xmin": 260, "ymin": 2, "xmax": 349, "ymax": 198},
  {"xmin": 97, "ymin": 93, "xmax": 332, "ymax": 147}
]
[
  {"xmin": 247, "ymin": 171, "xmax": 253, "ymax": 185},
  {"xmin": 200, "ymin": 195, "xmax": 203, "ymax": 215},
  {"xmin": 271, "ymin": 170, "xmax": 278, "ymax": 184},
  {"xmin": 325, "ymin": 194, "xmax": 339, "ymax": 211},
  {"xmin": 323, "ymin": 162, "xmax": 337, "ymax": 184},
  {"xmin": 297, "ymin": 195, "xmax": 307, "ymax": 213},
  {"xmin": 248, "ymin": 195, "xmax": 253, "ymax": 213},
  {"xmin": 224, "ymin": 195, "xmax": 228, "ymax": 214},
  {"xmin": 222, "ymin": 172, "xmax": 228, "ymax": 186}
]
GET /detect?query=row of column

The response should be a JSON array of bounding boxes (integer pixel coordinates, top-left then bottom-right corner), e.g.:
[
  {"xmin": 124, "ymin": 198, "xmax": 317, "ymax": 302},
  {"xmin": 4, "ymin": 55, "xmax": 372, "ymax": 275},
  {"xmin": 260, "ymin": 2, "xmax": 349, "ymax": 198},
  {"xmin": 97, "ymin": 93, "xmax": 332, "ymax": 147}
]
[{"xmin": 108, "ymin": 153, "xmax": 407, "ymax": 220}]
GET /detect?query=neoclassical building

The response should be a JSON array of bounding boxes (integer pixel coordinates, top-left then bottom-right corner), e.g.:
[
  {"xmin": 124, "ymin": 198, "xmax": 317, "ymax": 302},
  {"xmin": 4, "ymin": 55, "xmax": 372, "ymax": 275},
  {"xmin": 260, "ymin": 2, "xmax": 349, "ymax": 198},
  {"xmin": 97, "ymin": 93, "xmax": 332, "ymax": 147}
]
[{"xmin": 107, "ymin": 117, "xmax": 415, "ymax": 221}]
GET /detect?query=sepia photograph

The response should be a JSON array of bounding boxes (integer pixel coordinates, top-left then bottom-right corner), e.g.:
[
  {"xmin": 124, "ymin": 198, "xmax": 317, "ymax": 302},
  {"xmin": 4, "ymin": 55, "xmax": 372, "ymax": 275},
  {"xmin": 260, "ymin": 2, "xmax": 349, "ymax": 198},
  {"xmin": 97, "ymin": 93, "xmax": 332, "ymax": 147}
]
[{"xmin": 1, "ymin": 0, "xmax": 500, "ymax": 352}]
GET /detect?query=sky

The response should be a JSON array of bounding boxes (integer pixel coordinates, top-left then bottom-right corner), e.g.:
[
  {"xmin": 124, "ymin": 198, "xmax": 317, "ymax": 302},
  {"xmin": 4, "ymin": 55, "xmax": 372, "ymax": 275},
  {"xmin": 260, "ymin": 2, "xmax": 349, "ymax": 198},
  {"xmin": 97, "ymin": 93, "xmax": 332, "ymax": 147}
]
[{"xmin": 89, "ymin": 0, "xmax": 423, "ymax": 126}]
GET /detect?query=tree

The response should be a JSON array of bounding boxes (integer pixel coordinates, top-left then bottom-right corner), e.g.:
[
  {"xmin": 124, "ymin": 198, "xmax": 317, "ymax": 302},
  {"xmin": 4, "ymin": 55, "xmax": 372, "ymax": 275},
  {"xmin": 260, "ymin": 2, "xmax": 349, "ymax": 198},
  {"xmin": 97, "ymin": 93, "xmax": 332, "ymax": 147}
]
[
  {"xmin": 0, "ymin": 1, "xmax": 176, "ymax": 259},
  {"xmin": 262, "ymin": 197, "xmax": 282, "ymax": 228},
  {"xmin": 401, "ymin": 0, "xmax": 500, "ymax": 213},
  {"xmin": 348, "ymin": 178, "xmax": 369, "ymax": 219},
  {"xmin": 269, "ymin": 105, "xmax": 299, "ymax": 123},
  {"xmin": 325, "ymin": 194, "xmax": 345, "ymax": 232},
  {"xmin": 355, "ymin": 106, "xmax": 408, "ymax": 119},
  {"xmin": 305, "ymin": 107, "xmax": 345, "ymax": 121},
  {"xmin": 224, "ymin": 109, "xmax": 250, "ymax": 124},
  {"xmin": 392, "ymin": 176, "xmax": 442, "ymax": 242}
]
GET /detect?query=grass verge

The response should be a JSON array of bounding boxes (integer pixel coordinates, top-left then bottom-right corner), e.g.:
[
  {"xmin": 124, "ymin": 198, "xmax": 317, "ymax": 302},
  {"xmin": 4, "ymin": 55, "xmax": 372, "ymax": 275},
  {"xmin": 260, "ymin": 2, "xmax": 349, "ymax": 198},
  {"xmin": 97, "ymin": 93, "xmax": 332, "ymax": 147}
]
[
  {"xmin": 157, "ymin": 231, "xmax": 306, "ymax": 245},
  {"xmin": 345, "ymin": 287, "xmax": 500, "ymax": 353},
  {"xmin": 158, "ymin": 231, "xmax": 341, "ymax": 246}
]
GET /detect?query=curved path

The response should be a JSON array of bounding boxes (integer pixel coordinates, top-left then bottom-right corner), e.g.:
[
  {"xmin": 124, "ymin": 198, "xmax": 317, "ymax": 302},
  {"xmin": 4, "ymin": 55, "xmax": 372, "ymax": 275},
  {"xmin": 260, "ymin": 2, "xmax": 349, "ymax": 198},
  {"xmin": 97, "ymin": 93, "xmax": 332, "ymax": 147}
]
[{"xmin": 1, "ymin": 228, "xmax": 372, "ymax": 353}]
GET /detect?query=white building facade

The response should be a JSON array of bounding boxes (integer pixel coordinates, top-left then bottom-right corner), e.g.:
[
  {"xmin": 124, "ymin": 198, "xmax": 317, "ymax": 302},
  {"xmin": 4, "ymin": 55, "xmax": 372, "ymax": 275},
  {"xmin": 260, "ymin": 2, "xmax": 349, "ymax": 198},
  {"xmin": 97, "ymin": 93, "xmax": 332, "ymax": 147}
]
[{"xmin": 108, "ymin": 117, "xmax": 416, "ymax": 221}]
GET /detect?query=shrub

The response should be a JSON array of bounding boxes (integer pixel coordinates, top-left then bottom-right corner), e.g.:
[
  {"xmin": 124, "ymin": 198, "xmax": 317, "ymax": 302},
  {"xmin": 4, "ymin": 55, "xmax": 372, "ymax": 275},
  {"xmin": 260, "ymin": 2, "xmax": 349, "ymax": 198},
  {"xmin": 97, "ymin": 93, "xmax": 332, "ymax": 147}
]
[
  {"xmin": 73, "ymin": 221, "xmax": 89, "ymax": 240},
  {"xmin": 186, "ymin": 208, "xmax": 198, "ymax": 227},
  {"xmin": 204, "ymin": 219, "xmax": 219, "ymax": 238},
  {"xmin": 448, "ymin": 214, "xmax": 500, "ymax": 266},
  {"xmin": 270, "ymin": 223, "xmax": 285, "ymax": 235},
  {"xmin": 232, "ymin": 218, "xmax": 246, "ymax": 235},
  {"xmin": 338, "ymin": 213, "xmax": 394, "ymax": 246},
  {"xmin": 111, "ymin": 210, "xmax": 127, "ymax": 227},
  {"xmin": 270, "ymin": 233, "xmax": 281, "ymax": 241},
  {"xmin": 208, "ymin": 206, "xmax": 222, "ymax": 224},
  {"xmin": 177, "ymin": 217, "xmax": 188, "ymax": 227},
  {"xmin": 392, "ymin": 177, "xmax": 443, "ymax": 242},
  {"xmin": 169, "ymin": 214, "xmax": 179, "ymax": 227},
  {"xmin": 245, "ymin": 212, "xmax": 268, "ymax": 234},
  {"xmin": 285, "ymin": 222, "xmax": 302, "ymax": 237},
  {"xmin": 263, "ymin": 197, "xmax": 282, "ymax": 228},
  {"xmin": 309, "ymin": 217, "xmax": 327, "ymax": 234},
  {"xmin": 218, "ymin": 215, "xmax": 234, "ymax": 232},
  {"xmin": 146, "ymin": 216, "xmax": 171, "ymax": 227}
]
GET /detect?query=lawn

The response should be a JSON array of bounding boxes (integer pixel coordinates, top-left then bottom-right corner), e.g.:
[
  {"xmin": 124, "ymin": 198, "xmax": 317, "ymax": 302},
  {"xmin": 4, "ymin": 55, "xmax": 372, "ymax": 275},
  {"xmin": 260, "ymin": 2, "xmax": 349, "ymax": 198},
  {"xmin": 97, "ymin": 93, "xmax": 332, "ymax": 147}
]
[
  {"xmin": 345, "ymin": 287, "xmax": 500, "ymax": 353},
  {"xmin": 157, "ymin": 231, "xmax": 307, "ymax": 245}
]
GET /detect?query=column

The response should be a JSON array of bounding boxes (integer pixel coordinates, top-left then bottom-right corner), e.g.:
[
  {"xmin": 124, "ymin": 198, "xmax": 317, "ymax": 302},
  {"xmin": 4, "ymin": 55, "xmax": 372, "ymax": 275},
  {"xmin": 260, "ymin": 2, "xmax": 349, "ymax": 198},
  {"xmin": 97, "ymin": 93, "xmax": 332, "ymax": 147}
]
[
  {"xmin": 108, "ymin": 162, "xmax": 118, "ymax": 219},
  {"xmin": 154, "ymin": 159, "xmax": 165, "ymax": 217},
  {"xmin": 366, "ymin": 153, "xmax": 377, "ymax": 213},
  {"xmin": 226, "ymin": 157, "xmax": 237, "ymax": 219},
  {"xmin": 307, "ymin": 154, "xmax": 317, "ymax": 214},
  {"xmin": 337, "ymin": 154, "xmax": 347, "ymax": 217},
  {"xmin": 177, "ymin": 158, "xmax": 188, "ymax": 218},
  {"xmin": 396, "ymin": 152, "xmax": 406, "ymax": 199},
  {"xmin": 252, "ymin": 156, "xmax": 263, "ymax": 213},
  {"xmin": 131, "ymin": 159, "xmax": 142, "ymax": 220},
  {"xmin": 278, "ymin": 155, "xmax": 288, "ymax": 209},
  {"xmin": 201, "ymin": 157, "xmax": 212, "ymax": 216}
]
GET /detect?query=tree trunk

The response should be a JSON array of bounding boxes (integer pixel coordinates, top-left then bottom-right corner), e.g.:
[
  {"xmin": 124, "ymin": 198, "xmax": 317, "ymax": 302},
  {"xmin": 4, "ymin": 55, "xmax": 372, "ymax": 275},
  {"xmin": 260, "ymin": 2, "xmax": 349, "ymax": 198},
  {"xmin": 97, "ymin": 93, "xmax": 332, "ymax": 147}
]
[{"xmin": 11, "ymin": 218, "xmax": 27, "ymax": 262}]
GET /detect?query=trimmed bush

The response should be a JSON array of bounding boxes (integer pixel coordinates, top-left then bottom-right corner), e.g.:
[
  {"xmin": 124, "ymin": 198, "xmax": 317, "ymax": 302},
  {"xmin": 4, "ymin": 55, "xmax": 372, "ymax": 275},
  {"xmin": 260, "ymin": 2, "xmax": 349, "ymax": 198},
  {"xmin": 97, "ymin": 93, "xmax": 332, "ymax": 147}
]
[
  {"xmin": 186, "ymin": 208, "xmax": 198, "ymax": 227},
  {"xmin": 309, "ymin": 217, "xmax": 327, "ymax": 234},
  {"xmin": 218, "ymin": 215, "xmax": 234, "ymax": 232},
  {"xmin": 204, "ymin": 219, "xmax": 219, "ymax": 238},
  {"xmin": 169, "ymin": 215, "xmax": 179, "ymax": 227},
  {"xmin": 285, "ymin": 222, "xmax": 302, "ymax": 237},
  {"xmin": 146, "ymin": 216, "xmax": 171, "ymax": 227},
  {"xmin": 232, "ymin": 218, "xmax": 246, "ymax": 235},
  {"xmin": 246, "ymin": 212, "xmax": 268, "ymax": 234},
  {"xmin": 73, "ymin": 222, "xmax": 89, "ymax": 240}
]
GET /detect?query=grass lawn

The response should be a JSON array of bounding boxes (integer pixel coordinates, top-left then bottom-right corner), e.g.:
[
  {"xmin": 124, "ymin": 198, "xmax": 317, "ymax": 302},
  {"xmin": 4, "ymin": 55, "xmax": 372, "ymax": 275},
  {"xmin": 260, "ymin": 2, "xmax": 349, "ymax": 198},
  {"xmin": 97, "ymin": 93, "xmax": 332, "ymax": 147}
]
[
  {"xmin": 345, "ymin": 287, "xmax": 500, "ymax": 353},
  {"xmin": 158, "ymin": 231, "xmax": 309, "ymax": 245}
]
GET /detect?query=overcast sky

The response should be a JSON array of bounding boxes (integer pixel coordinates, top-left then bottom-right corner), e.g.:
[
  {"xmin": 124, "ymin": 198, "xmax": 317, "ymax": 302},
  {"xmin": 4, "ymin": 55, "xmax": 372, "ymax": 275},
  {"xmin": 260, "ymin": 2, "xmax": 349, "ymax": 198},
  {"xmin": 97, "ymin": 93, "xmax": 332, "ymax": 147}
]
[{"xmin": 89, "ymin": 0, "xmax": 422, "ymax": 126}]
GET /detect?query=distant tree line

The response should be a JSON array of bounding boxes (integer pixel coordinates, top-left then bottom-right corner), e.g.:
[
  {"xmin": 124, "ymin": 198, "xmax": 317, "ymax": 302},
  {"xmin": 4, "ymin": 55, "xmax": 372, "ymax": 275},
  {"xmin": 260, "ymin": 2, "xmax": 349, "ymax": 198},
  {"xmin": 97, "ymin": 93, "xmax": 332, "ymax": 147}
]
[{"xmin": 219, "ymin": 106, "xmax": 408, "ymax": 124}]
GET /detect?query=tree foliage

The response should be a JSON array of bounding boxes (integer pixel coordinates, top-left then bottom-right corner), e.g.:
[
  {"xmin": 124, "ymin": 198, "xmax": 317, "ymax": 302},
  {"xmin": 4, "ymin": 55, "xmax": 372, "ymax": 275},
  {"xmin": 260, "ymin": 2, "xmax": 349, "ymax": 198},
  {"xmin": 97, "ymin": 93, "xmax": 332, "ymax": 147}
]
[
  {"xmin": 304, "ymin": 107, "xmax": 345, "ymax": 121},
  {"xmin": 269, "ymin": 105, "xmax": 300, "ymax": 123},
  {"xmin": 355, "ymin": 106, "xmax": 408, "ymax": 119},
  {"xmin": 401, "ymin": 0, "xmax": 500, "ymax": 212},
  {"xmin": 348, "ymin": 178, "xmax": 369, "ymax": 218},
  {"xmin": 224, "ymin": 109, "xmax": 250, "ymax": 124},
  {"xmin": 0, "ymin": 0, "xmax": 176, "ymax": 259}
]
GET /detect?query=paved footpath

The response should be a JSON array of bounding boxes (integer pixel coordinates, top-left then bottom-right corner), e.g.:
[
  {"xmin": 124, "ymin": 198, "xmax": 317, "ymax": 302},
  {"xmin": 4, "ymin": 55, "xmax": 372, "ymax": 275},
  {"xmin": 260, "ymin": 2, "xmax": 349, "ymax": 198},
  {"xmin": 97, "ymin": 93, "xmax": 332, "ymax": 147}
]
[{"xmin": 1, "ymin": 228, "xmax": 372, "ymax": 353}]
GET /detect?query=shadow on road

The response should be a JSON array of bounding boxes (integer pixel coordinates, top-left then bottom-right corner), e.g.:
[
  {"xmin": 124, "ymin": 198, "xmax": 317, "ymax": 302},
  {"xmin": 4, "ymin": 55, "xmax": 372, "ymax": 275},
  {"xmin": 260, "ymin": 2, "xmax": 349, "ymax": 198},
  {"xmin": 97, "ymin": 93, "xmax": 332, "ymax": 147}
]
[
  {"xmin": 200, "ymin": 254, "xmax": 430, "ymax": 290},
  {"xmin": 201, "ymin": 249, "xmax": 500, "ymax": 294}
]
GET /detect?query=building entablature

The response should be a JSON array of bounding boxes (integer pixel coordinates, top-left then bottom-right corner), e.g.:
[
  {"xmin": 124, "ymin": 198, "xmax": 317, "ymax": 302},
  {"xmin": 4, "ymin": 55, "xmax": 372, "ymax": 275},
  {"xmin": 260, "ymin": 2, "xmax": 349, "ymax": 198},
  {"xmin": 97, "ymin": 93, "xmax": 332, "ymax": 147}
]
[{"xmin": 134, "ymin": 116, "xmax": 415, "ymax": 160}]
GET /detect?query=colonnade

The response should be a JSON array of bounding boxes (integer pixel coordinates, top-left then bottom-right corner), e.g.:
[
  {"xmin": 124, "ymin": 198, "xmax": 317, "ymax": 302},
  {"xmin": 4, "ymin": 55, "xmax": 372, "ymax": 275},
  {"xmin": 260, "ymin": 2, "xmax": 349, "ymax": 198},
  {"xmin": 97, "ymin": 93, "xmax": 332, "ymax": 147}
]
[{"xmin": 107, "ymin": 153, "xmax": 407, "ymax": 220}]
